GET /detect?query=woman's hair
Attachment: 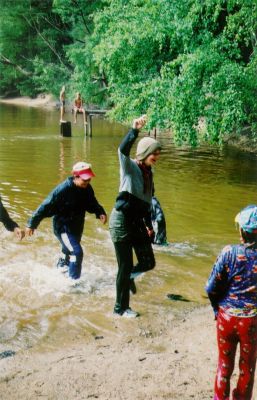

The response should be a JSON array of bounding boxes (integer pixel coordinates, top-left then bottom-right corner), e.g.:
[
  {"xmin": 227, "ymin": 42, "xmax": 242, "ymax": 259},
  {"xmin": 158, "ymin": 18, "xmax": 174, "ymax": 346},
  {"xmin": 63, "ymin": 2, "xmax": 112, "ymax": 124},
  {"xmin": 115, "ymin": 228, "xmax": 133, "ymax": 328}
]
[{"xmin": 241, "ymin": 228, "xmax": 257, "ymax": 245}]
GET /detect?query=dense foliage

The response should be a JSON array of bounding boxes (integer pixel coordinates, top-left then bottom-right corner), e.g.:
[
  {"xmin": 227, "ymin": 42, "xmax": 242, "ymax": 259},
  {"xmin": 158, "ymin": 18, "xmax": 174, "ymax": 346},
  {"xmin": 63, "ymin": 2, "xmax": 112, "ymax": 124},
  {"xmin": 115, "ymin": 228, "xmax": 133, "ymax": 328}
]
[{"xmin": 0, "ymin": 0, "xmax": 257, "ymax": 145}]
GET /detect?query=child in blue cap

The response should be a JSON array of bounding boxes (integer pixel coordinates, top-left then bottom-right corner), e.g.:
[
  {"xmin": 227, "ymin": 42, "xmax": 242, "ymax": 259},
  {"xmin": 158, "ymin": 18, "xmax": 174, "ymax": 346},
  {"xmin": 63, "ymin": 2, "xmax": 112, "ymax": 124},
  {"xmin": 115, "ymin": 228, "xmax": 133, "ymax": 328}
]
[{"xmin": 206, "ymin": 205, "xmax": 257, "ymax": 400}]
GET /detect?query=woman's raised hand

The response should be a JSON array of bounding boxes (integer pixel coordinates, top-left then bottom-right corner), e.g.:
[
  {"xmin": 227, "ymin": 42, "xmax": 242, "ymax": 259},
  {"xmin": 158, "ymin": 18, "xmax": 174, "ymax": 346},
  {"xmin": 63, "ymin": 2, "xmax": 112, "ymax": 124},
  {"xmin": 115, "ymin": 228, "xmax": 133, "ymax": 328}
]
[{"xmin": 132, "ymin": 115, "xmax": 147, "ymax": 130}]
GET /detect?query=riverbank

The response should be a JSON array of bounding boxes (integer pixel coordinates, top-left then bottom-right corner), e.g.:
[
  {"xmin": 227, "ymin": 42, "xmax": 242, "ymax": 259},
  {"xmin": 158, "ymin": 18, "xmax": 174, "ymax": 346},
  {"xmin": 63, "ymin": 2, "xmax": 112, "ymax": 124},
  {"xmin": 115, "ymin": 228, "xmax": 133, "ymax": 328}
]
[
  {"xmin": 1, "ymin": 305, "xmax": 257, "ymax": 400},
  {"xmin": 0, "ymin": 306, "xmax": 216, "ymax": 400},
  {"xmin": 0, "ymin": 94, "xmax": 56, "ymax": 108}
]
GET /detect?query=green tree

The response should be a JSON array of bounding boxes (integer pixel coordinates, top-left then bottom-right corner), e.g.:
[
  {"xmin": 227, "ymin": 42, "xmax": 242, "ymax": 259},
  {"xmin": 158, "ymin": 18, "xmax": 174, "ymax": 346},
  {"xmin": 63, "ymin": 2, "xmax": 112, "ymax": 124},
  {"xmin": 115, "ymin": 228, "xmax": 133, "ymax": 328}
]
[
  {"xmin": 52, "ymin": 0, "xmax": 108, "ymax": 104},
  {"xmin": 92, "ymin": 0, "xmax": 257, "ymax": 145},
  {"xmin": 0, "ymin": 0, "xmax": 71, "ymax": 97},
  {"xmin": 1, "ymin": 0, "xmax": 257, "ymax": 146}
]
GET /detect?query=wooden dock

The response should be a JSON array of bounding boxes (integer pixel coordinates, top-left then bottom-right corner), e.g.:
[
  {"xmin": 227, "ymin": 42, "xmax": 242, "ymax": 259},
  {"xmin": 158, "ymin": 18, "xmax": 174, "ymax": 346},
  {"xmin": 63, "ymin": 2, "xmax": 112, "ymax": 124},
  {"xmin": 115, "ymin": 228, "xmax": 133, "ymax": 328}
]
[
  {"xmin": 84, "ymin": 109, "xmax": 108, "ymax": 136},
  {"xmin": 60, "ymin": 109, "xmax": 108, "ymax": 137}
]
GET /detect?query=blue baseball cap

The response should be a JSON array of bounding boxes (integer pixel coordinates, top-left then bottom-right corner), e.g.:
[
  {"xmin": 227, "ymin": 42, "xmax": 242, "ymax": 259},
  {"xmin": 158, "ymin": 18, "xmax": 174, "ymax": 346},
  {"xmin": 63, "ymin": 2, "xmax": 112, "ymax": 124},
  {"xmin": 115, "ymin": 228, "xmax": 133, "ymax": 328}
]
[{"xmin": 235, "ymin": 205, "xmax": 257, "ymax": 233}]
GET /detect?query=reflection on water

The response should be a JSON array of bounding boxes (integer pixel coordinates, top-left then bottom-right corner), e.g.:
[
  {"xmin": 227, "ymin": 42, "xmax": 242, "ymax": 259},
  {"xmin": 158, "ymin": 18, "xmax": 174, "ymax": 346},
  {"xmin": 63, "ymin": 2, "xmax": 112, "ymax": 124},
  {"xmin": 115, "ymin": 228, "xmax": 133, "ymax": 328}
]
[{"xmin": 1, "ymin": 103, "xmax": 257, "ymax": 350}]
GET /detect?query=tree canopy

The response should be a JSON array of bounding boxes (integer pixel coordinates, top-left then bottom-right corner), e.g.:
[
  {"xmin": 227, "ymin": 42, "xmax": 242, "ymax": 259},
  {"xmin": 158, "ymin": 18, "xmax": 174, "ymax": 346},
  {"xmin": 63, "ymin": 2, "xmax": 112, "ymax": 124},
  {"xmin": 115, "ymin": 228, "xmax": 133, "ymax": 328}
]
[{"xmin": 0, "ymin": 0, "xmax": 257, "ymax": 145}]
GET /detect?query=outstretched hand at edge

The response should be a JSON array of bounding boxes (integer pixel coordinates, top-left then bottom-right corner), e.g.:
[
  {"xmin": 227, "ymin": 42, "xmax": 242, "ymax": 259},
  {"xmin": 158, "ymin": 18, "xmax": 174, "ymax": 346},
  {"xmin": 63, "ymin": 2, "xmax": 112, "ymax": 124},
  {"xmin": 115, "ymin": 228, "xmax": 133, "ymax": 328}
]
[{"xmin": 99, "ymin": 214, "xmax": 107, "ymax": 224}]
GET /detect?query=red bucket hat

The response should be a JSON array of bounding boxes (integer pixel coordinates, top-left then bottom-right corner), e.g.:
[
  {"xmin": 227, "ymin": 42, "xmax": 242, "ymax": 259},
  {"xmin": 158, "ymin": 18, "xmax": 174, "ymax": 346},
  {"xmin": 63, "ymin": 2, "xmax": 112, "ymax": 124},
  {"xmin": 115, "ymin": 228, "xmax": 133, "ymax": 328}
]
[{"xmin": 72, "ymin": 162, "xmax": 95, "ymax": 180}]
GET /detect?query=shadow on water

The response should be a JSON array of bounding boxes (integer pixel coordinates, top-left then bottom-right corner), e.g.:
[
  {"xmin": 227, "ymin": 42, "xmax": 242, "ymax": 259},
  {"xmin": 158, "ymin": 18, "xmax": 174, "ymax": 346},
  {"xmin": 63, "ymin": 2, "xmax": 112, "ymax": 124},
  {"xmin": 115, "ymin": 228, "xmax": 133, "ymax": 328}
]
[{"xmin": 167, "ymin": 294, "xmax": 190, "ymax": 302}]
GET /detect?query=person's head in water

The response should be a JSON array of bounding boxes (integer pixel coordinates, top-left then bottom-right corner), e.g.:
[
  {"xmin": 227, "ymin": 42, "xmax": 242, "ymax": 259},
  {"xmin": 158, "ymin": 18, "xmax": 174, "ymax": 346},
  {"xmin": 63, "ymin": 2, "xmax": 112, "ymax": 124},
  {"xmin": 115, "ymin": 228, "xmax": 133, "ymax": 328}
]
[
  {"xmin": 235, "ymin": 205, "xmax": 257, "ymax": 245},
  {"xmin": 72, "ymin": 161, "xmax": 95, "ymax": 189},
  {"xmin": 136, "ymin": 137, "xmax": 161, "ymax": 167}
]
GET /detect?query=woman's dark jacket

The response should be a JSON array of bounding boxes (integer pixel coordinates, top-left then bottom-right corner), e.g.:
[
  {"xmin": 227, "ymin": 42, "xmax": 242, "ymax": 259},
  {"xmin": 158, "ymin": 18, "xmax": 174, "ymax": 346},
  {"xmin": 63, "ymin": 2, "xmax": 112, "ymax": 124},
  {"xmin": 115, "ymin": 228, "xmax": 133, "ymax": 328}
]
[{"xmin": 0, "ymin": 198, "xmax": 19, "ymax": 231}]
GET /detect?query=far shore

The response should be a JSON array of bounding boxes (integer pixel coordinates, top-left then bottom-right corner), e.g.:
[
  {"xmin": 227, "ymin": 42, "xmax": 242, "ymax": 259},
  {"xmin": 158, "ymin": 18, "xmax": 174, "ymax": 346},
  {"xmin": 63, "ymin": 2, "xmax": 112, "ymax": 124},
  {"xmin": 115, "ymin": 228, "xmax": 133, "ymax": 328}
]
[
  {"xmin": 0, "ymin": 94, "xmax": 255, "ymax": 153},
  {"xmin": 0, "ymin": 94, "xmax": 57, "ymax": 108}
]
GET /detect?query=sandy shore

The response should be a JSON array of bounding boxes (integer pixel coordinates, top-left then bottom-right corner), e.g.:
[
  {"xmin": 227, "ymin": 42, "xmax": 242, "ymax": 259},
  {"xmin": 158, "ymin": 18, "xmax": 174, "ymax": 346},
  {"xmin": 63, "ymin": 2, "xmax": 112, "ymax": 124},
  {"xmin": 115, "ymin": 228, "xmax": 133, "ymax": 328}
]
[
  {"xmin": 0, "ymin": 94, "xmax": 56, "ymax": 108},
  {"xmin": 0, "ymin": 306, "xmax": 213, "ymax": 400},
  {"xmin": 1, "ymin": 305, "xmax": 256, "ymax": 400}
]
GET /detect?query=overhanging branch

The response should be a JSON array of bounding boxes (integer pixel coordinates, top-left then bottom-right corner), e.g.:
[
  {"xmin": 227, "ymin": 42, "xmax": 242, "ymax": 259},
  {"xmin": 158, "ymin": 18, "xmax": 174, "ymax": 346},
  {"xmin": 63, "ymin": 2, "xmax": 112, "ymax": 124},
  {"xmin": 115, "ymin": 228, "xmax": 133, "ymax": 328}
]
[{"xmin": 0, "ymin": 55, "xmax": 32, "ymax": 76}]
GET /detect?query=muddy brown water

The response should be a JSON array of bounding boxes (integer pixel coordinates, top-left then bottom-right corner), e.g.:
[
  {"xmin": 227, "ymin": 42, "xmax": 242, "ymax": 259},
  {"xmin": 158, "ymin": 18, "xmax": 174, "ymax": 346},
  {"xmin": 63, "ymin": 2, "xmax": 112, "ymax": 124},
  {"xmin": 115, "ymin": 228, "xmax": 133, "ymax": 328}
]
[{"xmin": 1, "ymin": 103, "xmax": 257, "ymax": 350}]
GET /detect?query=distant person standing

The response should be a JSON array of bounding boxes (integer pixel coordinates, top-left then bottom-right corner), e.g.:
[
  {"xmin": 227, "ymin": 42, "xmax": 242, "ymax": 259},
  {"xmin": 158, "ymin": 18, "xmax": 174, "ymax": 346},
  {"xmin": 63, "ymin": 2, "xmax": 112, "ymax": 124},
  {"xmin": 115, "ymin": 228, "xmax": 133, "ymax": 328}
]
[
  {"xmin": 26, "ymin": 162, "xmax": 107, "ymax": 281},
  {"xmin": 109, "ymin": 115, "xmax": 162, "ymax": 317},
  {"xmin": 73, "ymin": 92, "xmax": 86, "ymax": 125},
  {"xmin": 206, "ymin": 205, "xmax": 257, "ymax": 400},
  {"xmin": 0, "ymin": 196, "xmax": 24, "ymax": 240},
  {"xmin": 59, "ymin": 85, "xmax": 66, "ymax": 123}
]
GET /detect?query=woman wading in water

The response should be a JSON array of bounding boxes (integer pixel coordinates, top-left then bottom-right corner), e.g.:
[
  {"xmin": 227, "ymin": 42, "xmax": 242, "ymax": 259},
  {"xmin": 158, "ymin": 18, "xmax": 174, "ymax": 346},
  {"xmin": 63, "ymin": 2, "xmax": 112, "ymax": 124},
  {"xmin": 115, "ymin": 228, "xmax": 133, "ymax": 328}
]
[{"xmin": 109, "ymin": 115, "xmax": 161, "ymax": 317}]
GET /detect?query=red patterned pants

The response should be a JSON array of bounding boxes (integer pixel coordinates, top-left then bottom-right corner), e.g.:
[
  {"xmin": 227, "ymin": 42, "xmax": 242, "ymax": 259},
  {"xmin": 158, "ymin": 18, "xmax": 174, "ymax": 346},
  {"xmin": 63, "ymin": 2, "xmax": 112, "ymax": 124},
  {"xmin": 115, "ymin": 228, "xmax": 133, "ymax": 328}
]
[{"xmin": 214, "ymin": 310, "xmax": 257, "ymax": 400}]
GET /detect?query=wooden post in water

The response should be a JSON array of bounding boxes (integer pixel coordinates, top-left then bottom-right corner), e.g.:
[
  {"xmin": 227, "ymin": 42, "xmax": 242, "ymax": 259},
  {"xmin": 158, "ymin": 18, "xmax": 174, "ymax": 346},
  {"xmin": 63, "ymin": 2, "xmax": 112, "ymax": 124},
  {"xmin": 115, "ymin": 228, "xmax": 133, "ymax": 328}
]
[
  {"xmin": 84, "ymin": 113, "xmax": 93, "ymax": 137},
  {"xmin": 88, "ymin": 114, "xmax": 93, "ymax": 137},
  {"xmin": 148, "ymin": 128, "xmax": 157, "ymax": 138},
  {"xmin": 84, "ymin": 112, "xmax": 92, "ymax": 137},
  {"xmin": 84, "ymin": 112, "xmax": 89, "ymax": 136},
  {"xmin": 60, "ymin": 121, "xmax": 72, "ymax": 137}
]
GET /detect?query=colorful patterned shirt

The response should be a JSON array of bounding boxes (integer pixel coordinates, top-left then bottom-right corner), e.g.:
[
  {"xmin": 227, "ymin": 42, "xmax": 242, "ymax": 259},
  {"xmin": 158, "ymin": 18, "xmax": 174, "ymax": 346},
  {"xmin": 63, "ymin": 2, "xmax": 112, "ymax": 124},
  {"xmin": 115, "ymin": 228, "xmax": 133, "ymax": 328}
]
[{"xmin": 206, "ymin": 244, "xmax": 257, "ymax": 317}]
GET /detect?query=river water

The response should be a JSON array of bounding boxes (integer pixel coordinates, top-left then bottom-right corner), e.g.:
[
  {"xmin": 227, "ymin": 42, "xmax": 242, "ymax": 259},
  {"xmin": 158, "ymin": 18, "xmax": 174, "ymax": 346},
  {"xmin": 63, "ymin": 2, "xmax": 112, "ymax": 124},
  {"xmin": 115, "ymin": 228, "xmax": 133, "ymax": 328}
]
[{"xmin": 0, "ymin": 103, "xmax": 257, "ymax": 351}]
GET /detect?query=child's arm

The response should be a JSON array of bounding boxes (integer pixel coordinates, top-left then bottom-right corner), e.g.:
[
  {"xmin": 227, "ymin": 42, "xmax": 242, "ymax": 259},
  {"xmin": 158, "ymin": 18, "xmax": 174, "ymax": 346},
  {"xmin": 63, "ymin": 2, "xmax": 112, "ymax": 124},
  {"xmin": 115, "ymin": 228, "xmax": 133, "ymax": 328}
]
[
  {"xmin": 26, "ymin": 184, "xmax": 64, "ymax": 234},
  {"xmin": 84, "ymin": 185, "xmax": 107, "ymax": 221},
  {"xmin": 205, "ymin": 248, "xmax": 230, "ymax": 317}
]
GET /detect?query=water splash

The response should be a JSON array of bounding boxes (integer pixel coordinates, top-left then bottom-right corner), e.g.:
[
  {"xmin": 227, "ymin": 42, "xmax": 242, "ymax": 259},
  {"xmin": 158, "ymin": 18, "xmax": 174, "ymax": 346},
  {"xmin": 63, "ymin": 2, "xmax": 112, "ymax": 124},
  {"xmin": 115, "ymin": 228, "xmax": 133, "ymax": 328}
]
[{"xmin": 153, "ymin": 241, "xmax": 207, "ymax": 258}]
